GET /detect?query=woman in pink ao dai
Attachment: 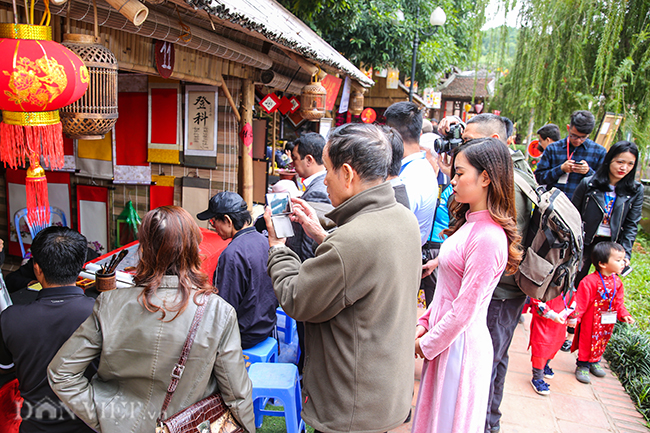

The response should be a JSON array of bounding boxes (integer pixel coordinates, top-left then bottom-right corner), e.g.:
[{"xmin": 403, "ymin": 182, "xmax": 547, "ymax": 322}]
[{"xmin": 413, "ymin": 138, "xmax": 522, "ymax": 433}]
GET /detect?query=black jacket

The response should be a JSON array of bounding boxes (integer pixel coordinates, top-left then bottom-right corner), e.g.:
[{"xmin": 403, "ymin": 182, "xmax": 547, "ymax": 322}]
[{"xmin": 571, "ymin": 176, "xmax": 644, "ymax": 259}]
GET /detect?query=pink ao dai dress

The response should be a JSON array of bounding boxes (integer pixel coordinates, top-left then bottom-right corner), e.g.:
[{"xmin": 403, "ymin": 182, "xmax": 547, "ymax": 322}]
[{"xmin": 413, "ymin": 210, "xmax": 508, "ymax": 433}]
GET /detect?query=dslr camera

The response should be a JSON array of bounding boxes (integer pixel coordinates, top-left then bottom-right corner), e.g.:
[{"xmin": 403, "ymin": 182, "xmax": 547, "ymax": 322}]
[{"xmin": 434, "ymin": 123, "xmax": 464, "ymax": 154}]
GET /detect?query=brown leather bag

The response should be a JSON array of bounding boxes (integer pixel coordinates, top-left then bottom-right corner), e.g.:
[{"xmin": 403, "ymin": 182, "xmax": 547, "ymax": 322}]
[{"xmin": 156, "ymin": 295, "xmax": 244, "ymax": 433}]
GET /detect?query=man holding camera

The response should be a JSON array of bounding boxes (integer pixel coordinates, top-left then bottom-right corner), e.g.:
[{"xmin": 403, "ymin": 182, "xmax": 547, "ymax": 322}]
[
  {"xmin": 265, "ymin": 123, "xmax": 421, "ymax": 433},
  {"xmin": 535, "ymin": 110, "xmax": 606, "ymax": 199}
]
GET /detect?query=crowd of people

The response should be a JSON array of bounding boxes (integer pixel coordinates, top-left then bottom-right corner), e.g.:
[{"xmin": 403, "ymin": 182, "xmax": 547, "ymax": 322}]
[{"xmin": 0, "ymin": 103, "xmax": 643, "ymax": 433}]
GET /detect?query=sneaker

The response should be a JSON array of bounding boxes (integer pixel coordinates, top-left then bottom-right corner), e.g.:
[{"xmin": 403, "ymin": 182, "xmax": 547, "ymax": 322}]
[
  {"xmin": 590, "ymin": 363, "xmax": 606, "ymax": 378},
  {"xmin": 543, "ymin": 364, "xmax": 555, "ymax": 379},
  {"xmin": 560, "ymin": 339, "xmax": 572, "ymax": 352},
  {"xmin": 575, "ymin": 366, "xmax": 591, "ymax": 384},
  {"xmin": 489, "ymin": 424, "xmax": 501, "ymax": 432},
  {"xmin": 531, "ymin": 378, "xmax": 550, "ymax": 395}
]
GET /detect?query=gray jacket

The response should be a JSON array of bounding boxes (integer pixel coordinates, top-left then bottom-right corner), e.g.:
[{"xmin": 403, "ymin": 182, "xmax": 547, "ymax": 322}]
[
  {"xmin": 268, "ymin": 181, "xmax": 421, "ymax": 433},
  {"xmin": 47, "ymin": 276, "xmax": 255, "ymax": 433}
]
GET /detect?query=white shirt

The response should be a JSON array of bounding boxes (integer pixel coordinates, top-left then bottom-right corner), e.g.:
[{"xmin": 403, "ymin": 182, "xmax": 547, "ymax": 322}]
[
  {"xmin": 303, "ymin": 169, "xmax": 326, "ymax": 188},
  {"xmin": 399, "ymin": 151, "xmax": 438, "ymax": 245}
]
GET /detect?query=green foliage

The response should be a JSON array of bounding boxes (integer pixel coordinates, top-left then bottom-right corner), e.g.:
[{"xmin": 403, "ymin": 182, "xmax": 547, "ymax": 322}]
[
  {"xmin": 604, "ymin": 324, "xmax": 650, "ymax": 421},
  {"xmin": 603, "ymin": 230, "xmax": 650, "ymax": 423},
  {"xmin": 491, "ymin": 0, "xmax": 650, "ymax": 154},
  {"xmin": 621, "ymin": 230, "xmax": 650, "ymax": 331},
  {"xmin": 277, "ymin": 0, "xmax": 480, "ymax": 87},
  {"xmin": 478, "ymin": 27, "xmax": 518, "ymax": 70}
]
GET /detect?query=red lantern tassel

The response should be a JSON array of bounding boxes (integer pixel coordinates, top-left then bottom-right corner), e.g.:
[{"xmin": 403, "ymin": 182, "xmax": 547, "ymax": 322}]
[
  {"xmin": 26, "ymin": 159, "xmax": 51, "ymax": 229},
  {"xmin": 0, "ymin": 121, "xmax": 64, "ymax": 170}
]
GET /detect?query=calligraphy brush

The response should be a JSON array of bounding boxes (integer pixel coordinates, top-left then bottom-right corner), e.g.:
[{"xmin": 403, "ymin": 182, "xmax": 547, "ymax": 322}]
[
  {"xmin": 108, "ymin": 249, "xmax": 129, "ymax": 274},
  {"xmin": 103, "ymin": 254, "xmax": 117, "ymax": 274}
]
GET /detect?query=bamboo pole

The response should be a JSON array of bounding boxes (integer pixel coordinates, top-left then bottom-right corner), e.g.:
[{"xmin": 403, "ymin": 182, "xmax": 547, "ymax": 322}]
[
  {"xmin": 221, "ymin": 81, "xmax": 241, "ymax": 123},
  {"xmin": 240, "ymin": 78, "xmax": 254, "ymax": 209},
  {"xmin": 103, "ymin": 0, "xmax": 148, "ymax": 26}
]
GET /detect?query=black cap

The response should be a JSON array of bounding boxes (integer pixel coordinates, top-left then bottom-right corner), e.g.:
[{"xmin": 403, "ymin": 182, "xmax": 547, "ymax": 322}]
[{"xmin": 197, "ymin": 192, "xmax": 247, "ymax": 220}]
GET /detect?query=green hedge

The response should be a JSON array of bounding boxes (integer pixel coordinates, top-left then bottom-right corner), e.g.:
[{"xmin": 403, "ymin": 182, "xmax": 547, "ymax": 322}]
[
  {"xmin": 604, "ymin": 324, "xmax": 650, "ymax": 420},
  {"xmin": 602, "ymin": 230, "xmax": 650, "ymax": 423}
]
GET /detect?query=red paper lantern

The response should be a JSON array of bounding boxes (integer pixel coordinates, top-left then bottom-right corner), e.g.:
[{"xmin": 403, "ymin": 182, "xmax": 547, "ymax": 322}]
[
  {"xmin": 528, "ymin": 139, "xmax": 542, "ymax": 158},
  {"xmin": 0, "ymin": 23, "xmax": 89, "ymax": 226}
]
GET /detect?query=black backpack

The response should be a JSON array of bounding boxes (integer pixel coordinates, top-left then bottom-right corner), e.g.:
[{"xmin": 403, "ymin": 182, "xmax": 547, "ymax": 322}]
[{"xmin": 513, "ymin": 173, "xmax": 584, "ymax": 302}]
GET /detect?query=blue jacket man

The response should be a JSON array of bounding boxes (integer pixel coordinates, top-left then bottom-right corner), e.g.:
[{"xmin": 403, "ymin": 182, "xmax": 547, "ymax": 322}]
[
  {"xmin": 535, "ymin": 110, "xmax": 606, "ymax": 199},
  {"xmin": 198, "ymin": 192, "xmax": 277, "ymax": 349}
]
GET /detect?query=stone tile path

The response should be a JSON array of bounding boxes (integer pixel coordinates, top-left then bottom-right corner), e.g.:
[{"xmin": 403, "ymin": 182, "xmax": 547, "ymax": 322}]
[{"xmin": 392, "ymin": 311, "xmax": 649, "ymax": 433}]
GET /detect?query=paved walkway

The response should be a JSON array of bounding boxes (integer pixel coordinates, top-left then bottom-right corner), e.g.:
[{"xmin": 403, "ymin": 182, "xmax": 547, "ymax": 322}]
[{"xmin": 392, "ymin": 311, "xmax": 649, "ymax": 433}]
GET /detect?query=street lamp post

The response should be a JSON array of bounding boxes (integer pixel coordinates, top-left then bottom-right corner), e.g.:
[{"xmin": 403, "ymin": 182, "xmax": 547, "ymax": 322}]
[{"xmin": 409, "ymin": 6, "xmax": 446, "ymax": 102}]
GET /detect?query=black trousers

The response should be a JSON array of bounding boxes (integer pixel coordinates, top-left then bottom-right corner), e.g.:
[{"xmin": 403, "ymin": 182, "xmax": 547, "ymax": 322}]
[{"xmin": 485, "ymin": 296, "xmax": 527, "ymax": 431}]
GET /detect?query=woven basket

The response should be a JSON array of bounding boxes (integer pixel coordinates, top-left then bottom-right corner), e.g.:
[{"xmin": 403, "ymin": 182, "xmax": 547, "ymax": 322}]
[
  {"xmin": 60, "ymin": 0, "xmax": 118, "ymax": 140},
  {"xmin": 60, "ymin": 33, "xmax": 118, "ymax": 140}
]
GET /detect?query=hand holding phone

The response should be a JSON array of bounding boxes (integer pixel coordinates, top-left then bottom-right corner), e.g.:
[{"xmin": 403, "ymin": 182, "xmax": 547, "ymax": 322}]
[
  {"xmin": 621, "ymin": 265, "xmax": 633, "ymax": 277},
  {"xmin": 265, "ymin": 193, "xmax": 295, "ymax": 238}
]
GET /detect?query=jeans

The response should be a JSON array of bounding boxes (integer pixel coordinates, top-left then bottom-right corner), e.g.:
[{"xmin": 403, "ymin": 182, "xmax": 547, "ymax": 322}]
[{"xmin": 485, "ymin": 296, "xmax": 526, "ymax": 432}]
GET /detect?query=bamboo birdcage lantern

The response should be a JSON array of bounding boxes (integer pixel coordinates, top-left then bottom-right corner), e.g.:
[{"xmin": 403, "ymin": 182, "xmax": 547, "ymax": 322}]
[
  {"xmin": 349, "ymin": 90, "xmax": 364, "ymax": 115},
  {"xmin": 60, "ymin": 0, "xmax": 118, "ymax": 140},
  {"xmin": 300, "ymin": 72, "xmax": 327, "ymax": 121}
]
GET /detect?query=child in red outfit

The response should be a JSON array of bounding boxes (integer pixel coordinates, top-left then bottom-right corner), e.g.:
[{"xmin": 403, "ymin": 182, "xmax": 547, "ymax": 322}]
[
  {"xmin": 528, "ymin": 293, "xmax": 576, "ymax": 395},
  {"xmin": 572, "ymin": 241, "xmax": 635, "ymax": 384}
]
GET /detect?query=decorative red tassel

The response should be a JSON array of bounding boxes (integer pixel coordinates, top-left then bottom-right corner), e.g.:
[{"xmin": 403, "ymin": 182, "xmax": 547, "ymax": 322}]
[
  {"xmin": 26, "ymin": 159, "xmax": 50, "ymax": 229},
  {"xmin": 0, "ymin": 121, "xmax": 64, "ymax": 170}
]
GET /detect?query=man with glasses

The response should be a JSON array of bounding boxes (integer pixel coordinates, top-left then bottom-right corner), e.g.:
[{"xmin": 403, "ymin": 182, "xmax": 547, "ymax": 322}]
[
  {"xmin": 535, "ymin": 110, "xmax": 606, "ymax": 199},
  {"xmin": 197, "ymin": 191, "xmax": 278, "ymax": 349}
]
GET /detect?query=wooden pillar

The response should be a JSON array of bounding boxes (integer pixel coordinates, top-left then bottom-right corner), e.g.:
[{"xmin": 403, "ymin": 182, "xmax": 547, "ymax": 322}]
[{"xmin": 240, "ymin": 78, "xmax": 254, "ymax": 209}]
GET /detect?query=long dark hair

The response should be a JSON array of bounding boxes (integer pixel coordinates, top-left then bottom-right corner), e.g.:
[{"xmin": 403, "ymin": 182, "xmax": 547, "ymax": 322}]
[
  {"xmin": 443, "ymin": 138, "xmax": 522, "ymax": 275},
  {"xmin": 590, "ymin": 140, "xmax": 639, "ymax": 195},
  {"xmin": 134, "ymin": 206, "xmax": 215, "ymax": 321}
]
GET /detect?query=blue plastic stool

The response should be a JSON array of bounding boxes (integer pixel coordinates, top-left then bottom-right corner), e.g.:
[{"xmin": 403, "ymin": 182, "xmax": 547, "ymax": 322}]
[
  {"xmin": 242, "ymin": 336, "xmax": 278, "ymax": 370},
  {"xmin": 276, "ymin": 307, "xmax": 297, "ymax": 344},
  {"xmin": 248, "ymin": 362, "xmax": 305, "ymax": 432}
]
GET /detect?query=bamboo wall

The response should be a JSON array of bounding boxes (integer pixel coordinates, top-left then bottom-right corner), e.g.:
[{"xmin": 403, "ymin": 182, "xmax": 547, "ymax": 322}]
[{"xmin": 0, "ymin": 4, "xmax": 250, "ymax": 254}]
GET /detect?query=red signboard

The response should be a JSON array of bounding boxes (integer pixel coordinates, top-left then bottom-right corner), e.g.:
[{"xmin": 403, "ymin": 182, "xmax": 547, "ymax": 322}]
[
  {"xmin": 321, "ymin": 75, "xmax": 343, "ymax": 111},
  {"xmin": 155, "ymin": 40, "xmax": 175, "ymax": 79}
]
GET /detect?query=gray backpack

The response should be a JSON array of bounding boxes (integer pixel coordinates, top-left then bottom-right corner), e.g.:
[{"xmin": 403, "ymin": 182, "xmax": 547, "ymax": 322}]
[{"xmin": 513, "ymin": 173, "xmax": 584, "ymax": 302}]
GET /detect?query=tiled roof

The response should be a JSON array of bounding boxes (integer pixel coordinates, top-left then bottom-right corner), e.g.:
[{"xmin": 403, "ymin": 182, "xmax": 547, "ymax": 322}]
[
  {"xmin": 438, "ymin": 75, "xmax": 491, "ymax": 99},
  {"xmin": 186, "ymin": 0, "xmax": 375, "ymax": 87}
]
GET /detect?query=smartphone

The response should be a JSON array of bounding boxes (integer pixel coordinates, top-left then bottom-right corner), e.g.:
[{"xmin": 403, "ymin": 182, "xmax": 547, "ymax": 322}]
[
  {"xmin": 621, "ymin": 266, "xmax": 633, "ymax": 277},
  {"xmin": 265, "ymin": 193, "xmax": 295, "ymax": 238},
  {"xmin": 266, "ymin": 192, "xmax": 292, "ymax": 216}
]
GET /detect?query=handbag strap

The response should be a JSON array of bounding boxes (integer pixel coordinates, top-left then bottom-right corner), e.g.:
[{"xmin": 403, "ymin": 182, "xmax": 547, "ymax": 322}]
[{"xmin": 158, "ymin": 294, "xmax": 210, "ymax": 421}]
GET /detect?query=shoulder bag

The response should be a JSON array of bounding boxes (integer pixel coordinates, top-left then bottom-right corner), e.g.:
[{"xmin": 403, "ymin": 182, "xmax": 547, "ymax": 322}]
[{"xmin": 156, "ymin": 295, "xmax": 244, "ymax": 433}]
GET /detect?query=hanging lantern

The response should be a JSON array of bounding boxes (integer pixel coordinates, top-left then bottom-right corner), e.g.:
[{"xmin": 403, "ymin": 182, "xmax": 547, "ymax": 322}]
[
  {"xmin": 0, "ymin": 23, "xmax": 89, "ymax": 226},
  {"xmin": 349, "ymin": 90, "xmax": 364, "ymax": 116},
  {"xmin": 61, "ymin": 0, "xmax": 119, "ymax": 140},
  {"xmin": 300, "ymin": 73, "xmax": 327, "ymax": 121}
]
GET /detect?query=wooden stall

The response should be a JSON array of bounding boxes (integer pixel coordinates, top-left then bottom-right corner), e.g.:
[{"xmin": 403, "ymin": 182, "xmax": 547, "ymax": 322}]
[{"xmin": 0, "ymin": 0, "xmax": 373, "ymax": 261}]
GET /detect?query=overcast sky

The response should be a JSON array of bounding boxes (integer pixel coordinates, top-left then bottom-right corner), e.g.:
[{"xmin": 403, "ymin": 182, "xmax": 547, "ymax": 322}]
[{"xmin": 481, "ymin": 0, "xmax": 521, "ymax": 30}]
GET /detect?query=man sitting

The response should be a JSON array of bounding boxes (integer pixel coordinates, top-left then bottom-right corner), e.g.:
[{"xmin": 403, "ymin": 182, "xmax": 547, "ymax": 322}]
[
  {"xmin": 197, "ymin": 192, "xmax": 278, "ymax": 349},
  {"xmin": 0, "ymin": 226, "xmax": 95, "ymax": 433}
]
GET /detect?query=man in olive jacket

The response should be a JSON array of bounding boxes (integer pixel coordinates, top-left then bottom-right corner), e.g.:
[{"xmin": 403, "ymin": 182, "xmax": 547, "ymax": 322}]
[{"xmin": 265, "ymin": 123, "xmax": 422, "ymax": 433}]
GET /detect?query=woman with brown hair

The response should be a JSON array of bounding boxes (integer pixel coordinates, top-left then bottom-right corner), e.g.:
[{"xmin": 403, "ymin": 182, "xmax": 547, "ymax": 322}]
[
  {"xmin": 47, "ymin": 206, "xmax": 255, "ymax": 433},
  {"xmin": 412, "ymin": 138, "xmax": 521, "ymax": 433}
]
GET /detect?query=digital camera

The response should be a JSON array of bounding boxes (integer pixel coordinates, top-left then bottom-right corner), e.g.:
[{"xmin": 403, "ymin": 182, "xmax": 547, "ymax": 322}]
[{"xmin": 434, "ymin": 123, "xmax": 464, "ymax": 154}]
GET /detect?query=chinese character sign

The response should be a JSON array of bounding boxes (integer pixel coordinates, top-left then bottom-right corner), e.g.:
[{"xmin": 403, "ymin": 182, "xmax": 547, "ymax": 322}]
[{"xmin": 184, "ymin": 86, "xmax": 218, "ymax": 157}]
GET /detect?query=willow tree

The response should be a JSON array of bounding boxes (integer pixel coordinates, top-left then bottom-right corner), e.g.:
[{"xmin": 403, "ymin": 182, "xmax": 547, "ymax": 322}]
[{"xmin": 492, "ymin": 0, "xmax": 650, "ymax": 153}]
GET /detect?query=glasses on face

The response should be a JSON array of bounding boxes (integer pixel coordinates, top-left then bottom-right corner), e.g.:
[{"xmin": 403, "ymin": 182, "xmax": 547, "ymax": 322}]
[
  {"xmin": 568, "ymin": 133, "xmax": 589, "ymax": 142},
  {"xmin": 209, "ymin": 218, "xmax": 217, "ymax": 228}
]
